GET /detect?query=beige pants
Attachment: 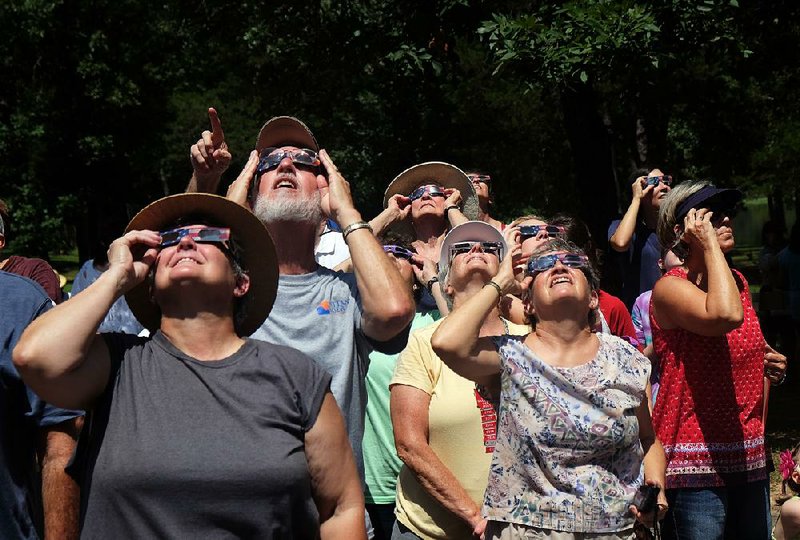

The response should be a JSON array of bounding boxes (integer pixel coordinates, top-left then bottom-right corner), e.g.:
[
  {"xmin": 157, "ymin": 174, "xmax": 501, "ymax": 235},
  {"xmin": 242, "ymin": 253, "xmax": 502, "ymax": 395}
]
[{"xmin": 486, "ymin": 521, "xmax": 636, "ymax": 540}]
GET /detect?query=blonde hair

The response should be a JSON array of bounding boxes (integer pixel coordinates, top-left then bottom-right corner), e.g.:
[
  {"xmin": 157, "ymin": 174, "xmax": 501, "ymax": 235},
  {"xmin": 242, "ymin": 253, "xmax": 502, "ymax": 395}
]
[
  {"xmin": 510, "ymin": 213, "xmax": 546, "ymax": 228},
  {"xmin": 656, "ymin": 180, "xmax": 712, "ymax": 251}
]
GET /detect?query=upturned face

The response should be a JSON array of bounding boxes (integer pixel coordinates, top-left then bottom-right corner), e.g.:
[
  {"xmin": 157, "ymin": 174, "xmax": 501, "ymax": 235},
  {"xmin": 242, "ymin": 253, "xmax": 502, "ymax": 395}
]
[
  {"xmin": 445, "ymin": 241, "xmax": 501, "ymax": 294},
  {"xmin": 253, "ymin": 146, "xmax": 323, "ymax": 224},
  {"xmin": 153, "ymin": 224, "xmax": 248, "ymax": 300},
  {"xmin": 525, "ymin": 250, "xmax": 597, "ymax": 323},
  {"xmin": 517, "ymin": 218, "xmax": 550, "ymax": 256},
  {"xmin": 409, "ymin": 183, "xmax": 447, "ymax": 222},
  {"xmin": 645, "ymin": 168, "xmax": 671, "ymax": 210}
]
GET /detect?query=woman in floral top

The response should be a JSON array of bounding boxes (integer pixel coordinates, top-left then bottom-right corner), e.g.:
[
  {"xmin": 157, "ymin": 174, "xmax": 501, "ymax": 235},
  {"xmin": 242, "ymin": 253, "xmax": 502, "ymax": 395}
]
[{"xmin": 432, "ymin": 237, "xmax": 667, "ymax": 539}]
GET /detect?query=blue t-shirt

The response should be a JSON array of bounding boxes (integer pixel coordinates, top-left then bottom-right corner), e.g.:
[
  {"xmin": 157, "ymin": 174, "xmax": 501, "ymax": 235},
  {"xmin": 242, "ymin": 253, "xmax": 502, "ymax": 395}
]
[
  {"xmin": 0, "ymin": 271, "xmax": 83, "ymax": 539},
  {"xmin": 607, "ymin": 220, "xmax": 662, "ymax": 309}
]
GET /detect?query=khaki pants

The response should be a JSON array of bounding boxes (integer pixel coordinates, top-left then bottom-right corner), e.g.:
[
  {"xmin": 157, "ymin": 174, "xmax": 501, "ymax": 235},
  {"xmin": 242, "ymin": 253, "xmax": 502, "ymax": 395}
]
[{"xmin": 486, "ymin": 521, "xmax": 635, "ymax": 540}]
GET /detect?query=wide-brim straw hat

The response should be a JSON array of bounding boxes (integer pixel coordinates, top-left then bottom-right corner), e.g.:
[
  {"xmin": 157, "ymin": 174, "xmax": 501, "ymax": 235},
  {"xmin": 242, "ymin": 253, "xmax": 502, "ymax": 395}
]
[
  {"xmin": 125, "ymin": 193, "xmax": 278, "ymax": 336},
  {"xmin": 383, "ymin": 162, "xmax": 479, "ymax": 239},
  {"xmin": 255, "ymin": 116, "xmax": 319, "ymax": 153}
]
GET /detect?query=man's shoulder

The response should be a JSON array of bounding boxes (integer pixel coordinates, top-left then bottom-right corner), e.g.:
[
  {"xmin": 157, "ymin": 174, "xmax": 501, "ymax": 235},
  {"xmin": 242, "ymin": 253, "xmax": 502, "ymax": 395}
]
[{"xmin": 0, "ymin": 270, "xmax": 51, "ymax": 306}]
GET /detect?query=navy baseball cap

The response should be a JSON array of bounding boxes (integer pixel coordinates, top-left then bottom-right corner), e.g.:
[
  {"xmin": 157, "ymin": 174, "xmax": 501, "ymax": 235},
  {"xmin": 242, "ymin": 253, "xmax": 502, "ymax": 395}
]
[{"xmin": 675, "ymin": 186, "xmax": 743, "ymax": 221}]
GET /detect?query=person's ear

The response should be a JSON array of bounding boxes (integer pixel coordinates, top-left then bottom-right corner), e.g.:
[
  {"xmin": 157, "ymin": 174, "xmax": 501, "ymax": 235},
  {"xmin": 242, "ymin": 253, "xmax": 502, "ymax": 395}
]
[
  {"xmin": 233, "ymin": 273, "xmax": 251, "ymax": 298},
  {"xmin": 588, "ymin": 289, "xmax": 599, "ymax": 311},
  {"xmin": 0, "ymin": 234, "xmax": 5, "ymax": 250}
]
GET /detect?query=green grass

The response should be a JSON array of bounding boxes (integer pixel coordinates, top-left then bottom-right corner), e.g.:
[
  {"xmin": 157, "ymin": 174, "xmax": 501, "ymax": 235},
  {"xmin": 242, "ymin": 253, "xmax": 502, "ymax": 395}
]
[{"xmin": 49, "ymin": 248, "xmax": 82, "ymax": 293}]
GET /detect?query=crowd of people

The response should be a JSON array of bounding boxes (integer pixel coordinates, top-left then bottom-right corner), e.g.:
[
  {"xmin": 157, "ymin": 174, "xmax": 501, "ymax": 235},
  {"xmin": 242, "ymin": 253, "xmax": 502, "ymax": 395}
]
[{"xmin": 0, "ymin": 107, "xmax": 796, "ymax": 540}]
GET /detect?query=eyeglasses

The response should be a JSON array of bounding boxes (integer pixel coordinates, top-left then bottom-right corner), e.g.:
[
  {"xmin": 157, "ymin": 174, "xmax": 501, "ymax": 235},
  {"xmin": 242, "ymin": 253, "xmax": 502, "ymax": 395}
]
[
  {"xmin": 159, "ymin": 226, "xmax": 231, "ymax": 250},
  {"xmin": 449, "ymin": 241, "xmax": 504, "ymax": 262},
  {"xmin": 527, "ymin": 252, "xmax": 588, "ymax": 275},
  {"xmin": 256, "ymin": 147, "xmax": 321, "ymax": 176},
  {"xmin": 383, "ymin": 245, "xmax": 415, "ymax": 260},
  {"xmin": 519, "ymin": 224, "xmax": 566, "ymax": 239},
  {"xmin": 408, "ymin": 184, "xmax": 446, "ymax": 201},
  {"xmin": 646, "ymin": 175, "xmax": 673, "ymax": 187},
  {"xmin": 468, "ymin": 174, "xmax": 491, "ymax": 185}
]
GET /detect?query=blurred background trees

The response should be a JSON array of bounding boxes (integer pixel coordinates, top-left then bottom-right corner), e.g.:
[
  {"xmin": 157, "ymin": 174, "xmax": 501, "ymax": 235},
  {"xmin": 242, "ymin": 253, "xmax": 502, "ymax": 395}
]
[{"xmin": 1, "ymin": 0, "xmax": 798, "ymax": 259}]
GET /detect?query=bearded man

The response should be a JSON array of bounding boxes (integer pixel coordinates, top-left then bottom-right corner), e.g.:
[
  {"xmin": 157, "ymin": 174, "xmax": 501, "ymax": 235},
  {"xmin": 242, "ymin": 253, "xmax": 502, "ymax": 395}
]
[{"xmin": 187, "ymin": 109, "xmax": 415, "ymax": 491}]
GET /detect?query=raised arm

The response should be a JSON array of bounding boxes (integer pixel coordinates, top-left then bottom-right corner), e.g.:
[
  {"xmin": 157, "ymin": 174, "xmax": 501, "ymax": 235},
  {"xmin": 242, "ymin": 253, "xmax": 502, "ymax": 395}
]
[
  {"xmin": 390, "ymin": 384, "xmax": 486, "ymax": 537},
  {"xmin": 306, "ymin": 392, "xmax": 367, "ymax": 540},
  {"xmin": 609, "ymin": 176, "xmax": 652, "ymax": 252},
  {"xmin": 443, "ymin": 188, "xmax": 469, "ymax": 228},
  {"xmin": 651, "ymin": 208, "xmax": 743, "ymax": 336},
  {"xmin": 186, "ymin": 107, "xmax": 232, "ymax": 193},
  {"xmin": 319, "ymin": 150, "xmax": 414, "ymax": 341},
  {"xmin": 369, "ymin": 194, "xmax": 411, "ymax": 238},
  {"xmin": 13, "ymin": 230, "xmax": 161, "ymax": 409},
  {"xmin": 431, "ymin": 245, "xmax": 526, "ymax": 381}
]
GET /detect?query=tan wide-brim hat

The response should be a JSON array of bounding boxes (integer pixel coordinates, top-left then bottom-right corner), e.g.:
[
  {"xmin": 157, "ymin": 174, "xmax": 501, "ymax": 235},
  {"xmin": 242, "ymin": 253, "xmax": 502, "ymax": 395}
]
[
  {"xmin": 439, "ymin": 220, "xmax": 507, "ymax": 270},
  {"xmin": 124, "ymin": 193, "xmax": 278, "ymax": 336},
  {"xmin": 383, "ymin": 162, "xmax": 479, "ymax": 239},
  {"xmin": 255, "ymin": 116, "xmax": 319, "ymax": 153}
]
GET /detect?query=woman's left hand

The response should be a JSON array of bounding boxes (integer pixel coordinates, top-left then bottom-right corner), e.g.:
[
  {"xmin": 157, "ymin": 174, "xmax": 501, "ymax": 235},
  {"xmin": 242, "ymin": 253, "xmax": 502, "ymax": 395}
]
[
  {"xmin": 629, "ymin": 481, "xmax": 668, "ymax": 527},
  {"xmin": 764, "ymin": 342, "xmax": 788, "ymax": 384}
]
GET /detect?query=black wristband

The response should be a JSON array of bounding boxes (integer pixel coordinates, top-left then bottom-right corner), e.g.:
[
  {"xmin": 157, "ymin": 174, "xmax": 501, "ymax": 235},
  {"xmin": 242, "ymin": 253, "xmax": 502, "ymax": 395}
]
[
  {"xmin": 426, "ymin": 276, "xmax": 439, "ymax": 294},
  {"xmin": 445, "ymin": 205, "xmax": 460, "ymax": 216}
]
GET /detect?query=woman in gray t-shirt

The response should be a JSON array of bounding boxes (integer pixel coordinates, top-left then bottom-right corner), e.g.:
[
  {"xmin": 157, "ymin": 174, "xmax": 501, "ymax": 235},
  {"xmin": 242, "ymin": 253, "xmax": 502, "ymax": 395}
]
[{"xmin": 13, "ymin": 193, "xmax": 366, "ymax": 539}]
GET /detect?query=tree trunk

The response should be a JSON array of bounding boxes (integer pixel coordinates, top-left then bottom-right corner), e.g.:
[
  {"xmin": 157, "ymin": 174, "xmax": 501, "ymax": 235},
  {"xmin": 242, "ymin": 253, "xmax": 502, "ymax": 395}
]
[{"xmin": 560, "ymin": 82, "xmax": 618, "ymax": 250}]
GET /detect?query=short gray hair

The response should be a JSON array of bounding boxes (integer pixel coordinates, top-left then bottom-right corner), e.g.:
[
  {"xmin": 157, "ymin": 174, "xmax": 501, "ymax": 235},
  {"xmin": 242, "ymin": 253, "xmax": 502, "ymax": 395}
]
[
  {"xmin": 528, "ymin": 237, "xmax": 599, "ymax": 326},
  {"xmin": 529, "ymin": 238, "xmax": 599, "ymax": 291},
  {"xmin": 656, "ymin": 180, "xmax": 712, "ymax": 251}
]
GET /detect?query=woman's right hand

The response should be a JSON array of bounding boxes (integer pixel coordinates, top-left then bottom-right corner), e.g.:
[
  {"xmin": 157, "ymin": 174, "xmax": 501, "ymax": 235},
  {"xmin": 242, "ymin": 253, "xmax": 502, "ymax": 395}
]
[
  {"xmin": 106, "ymin": 230, "xmax": 161, "ymax": 294},
  {"xmin": 680, "ymin": 207, "xmax": 719, "ymax": 253},
  {"xmin": 387, "ymin": 193, "xmax": 412, "ymax": 222}
]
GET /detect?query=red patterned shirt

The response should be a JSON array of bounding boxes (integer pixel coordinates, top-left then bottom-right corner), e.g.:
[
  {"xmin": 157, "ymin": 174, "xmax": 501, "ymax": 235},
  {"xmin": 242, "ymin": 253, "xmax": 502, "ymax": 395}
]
[{"xmin": 650, "ymin": 267, "xmax": 768, "ymax": 489}]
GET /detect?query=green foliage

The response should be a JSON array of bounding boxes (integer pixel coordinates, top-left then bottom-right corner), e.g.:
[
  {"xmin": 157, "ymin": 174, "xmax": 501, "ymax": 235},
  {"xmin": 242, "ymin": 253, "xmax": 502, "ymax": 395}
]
[{"xmin": 0, "ymin": 0, "xmax": 798, "ymax": 258}]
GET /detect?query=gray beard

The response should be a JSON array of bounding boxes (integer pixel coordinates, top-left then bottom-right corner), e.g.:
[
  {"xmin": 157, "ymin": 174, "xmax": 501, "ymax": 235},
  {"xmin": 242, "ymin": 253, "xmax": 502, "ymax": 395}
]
[{"xmin": 253, "ymin": 190, "xmax": 323, "ymax": 226}]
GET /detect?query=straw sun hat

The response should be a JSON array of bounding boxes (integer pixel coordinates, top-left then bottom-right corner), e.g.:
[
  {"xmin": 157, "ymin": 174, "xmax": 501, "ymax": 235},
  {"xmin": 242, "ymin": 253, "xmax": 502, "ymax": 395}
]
[{"xmin": 124, "ymin": 193, "xmax": 278, "ymax": 336}]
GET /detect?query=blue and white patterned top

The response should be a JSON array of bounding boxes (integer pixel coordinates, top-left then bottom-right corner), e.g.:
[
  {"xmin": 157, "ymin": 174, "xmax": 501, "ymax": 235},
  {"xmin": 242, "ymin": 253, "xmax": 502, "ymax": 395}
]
[{"xmin": 485, "ymin": 332, "xmax": 650, "ymax": 533}]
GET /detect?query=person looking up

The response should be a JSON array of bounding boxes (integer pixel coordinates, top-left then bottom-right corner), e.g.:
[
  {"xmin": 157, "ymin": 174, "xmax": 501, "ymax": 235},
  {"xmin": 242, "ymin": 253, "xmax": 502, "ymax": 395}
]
[
  {"xmin": 465, "ymin": 170, "xmax": 505, "ymax": 231},
  {"xmin": 608, "ymin": 168, "xmax": 673, "ymax": 308}
]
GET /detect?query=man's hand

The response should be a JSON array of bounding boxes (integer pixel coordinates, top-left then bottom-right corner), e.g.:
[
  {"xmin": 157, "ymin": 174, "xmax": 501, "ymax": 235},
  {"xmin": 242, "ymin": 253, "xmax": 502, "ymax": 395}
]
[
  {"xmin": 318, "ymin": 150, "xmax": 358, "ymax": 225},
  {"xmin": 106, "ymin": 230, "xmax": 161, "ymax": 294},
  {"xmin": 190, "ymin": 108, "xmax": 232, "ymax": 182},
  {"xmin": 225, "ymin": 150, "xmax": 259, "ymax": 208}
]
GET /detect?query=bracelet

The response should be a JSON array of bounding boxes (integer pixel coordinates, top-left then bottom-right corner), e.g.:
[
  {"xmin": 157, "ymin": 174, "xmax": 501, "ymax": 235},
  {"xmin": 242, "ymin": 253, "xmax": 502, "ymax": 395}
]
[
  {"xmin": 484, "ymin": 280, "xmax": 503, "ymax": 297},
  {"xmin": 426, "ymin": 276, "xmax": 439, "ymax": 294},
  {"xmin": 341, "ymin": 221, "xmax": 372, "ymax": 241},
  {"xmin": 444, "ymin": 205, "xmax": 460, "ymax": 216},
  {"xmin": 772, "ymin": 371, "xmax": 787, "ymax": 387}
]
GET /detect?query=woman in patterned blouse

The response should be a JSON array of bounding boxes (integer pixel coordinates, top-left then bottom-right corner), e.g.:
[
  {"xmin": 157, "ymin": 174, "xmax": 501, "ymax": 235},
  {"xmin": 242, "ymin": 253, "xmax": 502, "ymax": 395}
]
[{"xmin": 432, "ymin": 237, "xmax": 667, "ymax": 539}]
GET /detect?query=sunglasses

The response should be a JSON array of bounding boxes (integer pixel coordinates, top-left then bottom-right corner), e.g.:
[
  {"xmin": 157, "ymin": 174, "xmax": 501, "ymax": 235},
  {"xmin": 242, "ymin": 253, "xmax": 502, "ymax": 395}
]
[
  {"xmin": 256, "ymin": 147, "xmax": 321, "ymax": 176},
  {"xmin": 159, "ymin": 226, "xmax": 231, "ymax": 250},
  {"xmin": 527, "ymin": 252, "xmax": 589, "ymax": 275},
  {"xmin": 449, "ymin": 241, "xmax": 504, "ymax": 262},
  {"xmin": 519, "ymin": 224, "xmax": 566, "ymax": 239},
  {"xmin": 468, "ymin": 174, "xmax": 491, "ymax": 185},
  {"xmin": 383, "ymin": 245, "xmax": 415, "ymax": 260},
  {"xmin": 646, "ymin": 175, "xmax": 673, "ymax": 187},
  {"xmin": 408, "ymin": 184, "xmax": 446, "ymax": 201}
]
